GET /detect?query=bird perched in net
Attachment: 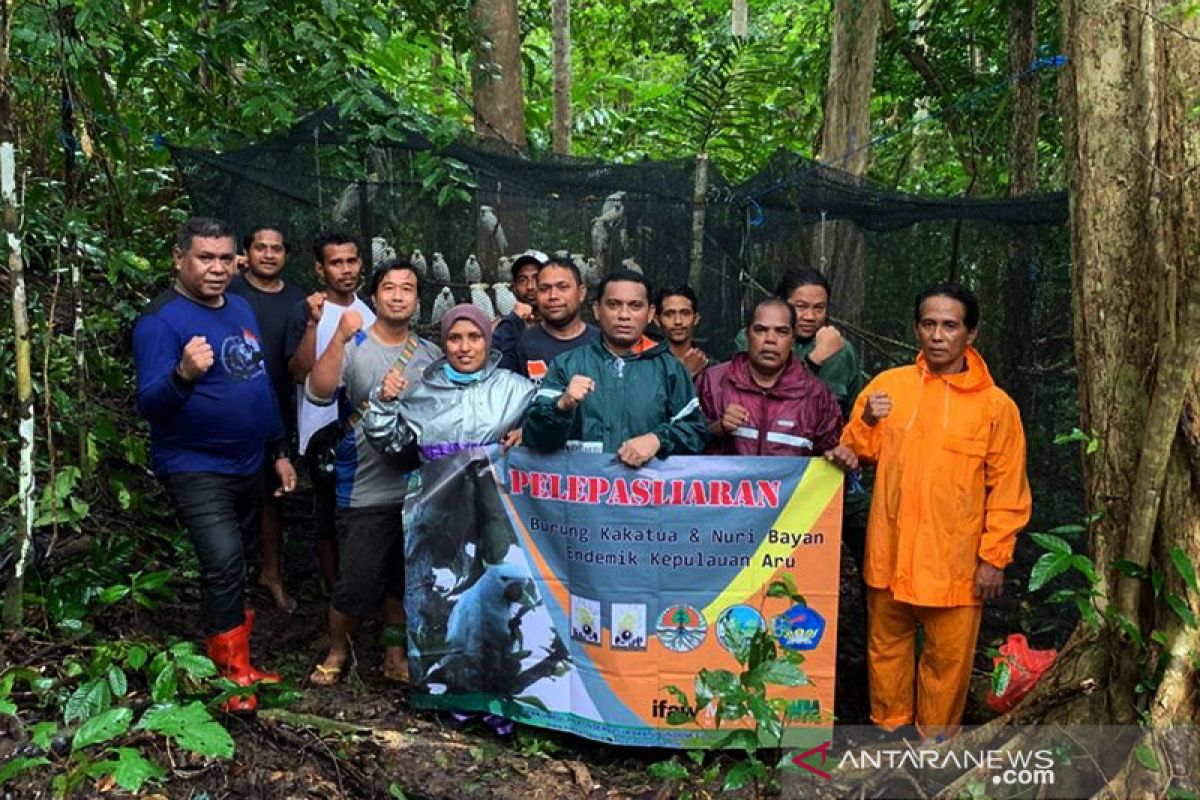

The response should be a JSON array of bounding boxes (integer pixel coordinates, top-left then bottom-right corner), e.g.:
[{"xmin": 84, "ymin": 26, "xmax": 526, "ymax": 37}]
[
  {"xmin": 410, "ymin": 249, "xmax": 427, "ymax": 276},
  {"xmin": 464, "ymin": 254, "xmax": 483, "ymax": 284},
  {"xmin": 431, "ymin": 287, "xmax": 455, "ymax": 324},
  {"xmin": 432, "ymin": 252, "xmax": 451, "ymax": 284},
  {"xmin": 372, "ymin": 236, "xmax": 396, "ymax": 265},
  {"xmin": 492, "ymin": 283, "xmax": 517, "ymax": 317},
  {"xmin": 497, "ymin": 255, "xmax": 512, "ymax": 279},
  {"xmin": 622, "ymin": 257, "xmax": 643, "ymax": 274},
  {"xmin": 584, "ymin": 257, "xmax": 601, "ymax": 285},
  {"xmin": 478, "ymin": 205, "xmax": 508, "ymax": 256},
  {"xmin": 470, "ymin": 284, "xmax": 496, "ymax": 319}
]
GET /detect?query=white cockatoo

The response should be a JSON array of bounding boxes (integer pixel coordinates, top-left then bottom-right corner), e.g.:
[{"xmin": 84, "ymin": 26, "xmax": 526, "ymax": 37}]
[
  {"xmin": 622, "ymin": 257, "xmax": 643, "ymax": 274},
  {"xmin": 478, "ymin": 205, "xmax": 508, "ymax": 256},
  {"xmin": 470, "ymin": 283, "xmax": 496, "ymax": 319},
  {"xmin": 584, "ymin": 257, "xmax": 601, "ymax": 285},
  {"xmin": 464, "ymin": 254, "xmax": 483, "ymax": 284},
  {"xmin": 372, "ymin": 236, "xmax": 396, "ymax": 265},
  {"xmin": 410, "ymin": 249, "xmax": 427, "ymax": 276},
  {"xmin": 492, "ymin": 283, "xmax": 517, "ymax": 317},
  {"xmin": 497, "ymin": 255, "xmax": 512, "ymax": 278},
  {"xmin": 432, "ymin": 252, "xmax": 451, "ymax": 283},
  {"xmin": 431, "ymin": 286, "xmax": 455, "ymax": 324}
]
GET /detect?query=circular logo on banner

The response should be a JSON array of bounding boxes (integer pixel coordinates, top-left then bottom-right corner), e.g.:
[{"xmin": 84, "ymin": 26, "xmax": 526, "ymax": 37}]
[
  {"xmin": 715, "ymin": 605, "xmax": 766, "ymax": 654},
  {"xmin": 656, "ymin": 604, "xmax": 707, "ymax": 653},
  {"xmin": 774, "ymin": 604, "xmax": 827, "ymax": 651}
]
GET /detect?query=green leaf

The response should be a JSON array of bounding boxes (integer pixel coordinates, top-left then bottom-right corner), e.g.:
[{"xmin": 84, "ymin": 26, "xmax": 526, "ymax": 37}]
[
  {"xmin": 107, "ymin": 665, "xmax": 127, "ymax": 697},
  {"xmin": 110, "ymin": 747, "xmax": 166, "ymax": 792},
  {"xmin": 0, "ymin": 756, "xmax": 50, "ymax": 784},
  {"xmin": 125, "ymin": 645, "xmax": 149, "ymax": 671},
  {"xmin": 1070, "ymin": 554, "xmax": 1099, "ymax": 583},
  {"xmin": 0, "ymin": 699, "xmax": 15, "ymax": 716},
  {"xmin": 133, "ymin": 571, "xmax": 171, "ymax": 591},
  {"xmin": 1114, "ymin": 559, "xmax": 1149, "ymax": 579},
  {"xmin": 30, "ymin": 722, "xmax": 58, "ymax": 750},
  {"xmin": 1169, "ymin": 547, "xmax": 1199, "ymax": 594},
  {"xmin": 388, "ymin": 783, "xmax": 409, "ymax": 800},
  {"xmin": 72, "ymin": 706, "xmax": 133, "ymax": 750},
  {"xmin": 1133, "ymin": 744, "xmax": 1159, "ymax": 771},
  {"xmin": 697, "ymin": 669, "xmax": 739, "ymax": 696},
  {"xmin": 991, "ymin": 661, "xmax": 1011, "ymax": 696},
  {"xmin": 151, "ymin": 665, "xmax": 177, "ymax": 703},
  {"xmin": 1165, "ymin": 595, "xmax": 1197, "ymax": 628},
  {"xmin": 757, "ymin": 660, "xmax": 808, "ymax": 687},
  {"xmin": 64, "ymin": 679, "xmax": 111, "ymax": 724},
  {"xmin": 665, "ymin": 710, "xmax": 694, "ymax": 725},
  {"xmin": 649, "ymin": 760, "xmax": 689, "ymax": 780},
  {"xmin": 1153, "ymin": 569, "xmax": 1166, "ymax": 598},
  {"xmin": 174, "ymin": 653, "xmax": 218, "ymax": 680},
  {"xmin": 1029, "ymin": 532, "xmax": 1072, "ymax": 555},
  {"xmin": 137, "ymin": 702, "xmax": 235, "ymax": 758},
  {"xmin": 664, "ymin": 685, "xmax": 690, "ymax": 707},
  {"xmin": 723, "ymin": 761, "xmax": 753, "ymax": 791},
  {"xmin": 1048, "ymin": 524, "xmax": 1087, "ymax": 536},
  {"xmin": 97, "ymin": 585, "xmax": 131, "ymax": 605},
  {"xmin": 1029, "ymin": 552, "xmax": 1072, "ymax": 591}
]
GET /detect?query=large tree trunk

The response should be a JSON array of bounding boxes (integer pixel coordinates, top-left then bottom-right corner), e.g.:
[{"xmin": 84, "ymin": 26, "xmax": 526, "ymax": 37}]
[
  {"xmin": 813, "ymin": 0, "xmax": 880, "ymax": 327},
  {"xmin": 470, "ymin": 0, "xmax": 527, "ymax": 152},
  {"xmin": 2, "ymin": 0, "xmax": 36, "ymax": 628},
  {"xmin": 994, "ymin": 0, "xmax": 1038, "ymax": 409},
  {"xmin": 550, "ymin": 0, "xmax": 571, "ymax": 156}
]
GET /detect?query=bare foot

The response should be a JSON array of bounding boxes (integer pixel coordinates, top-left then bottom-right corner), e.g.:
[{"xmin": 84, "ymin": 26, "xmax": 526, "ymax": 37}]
[
  {"xmin": 382, "ymin": 647, "xmax": 409, "ymax": 684},
  {"xmin": 309, "ymin": 651, "xmax": 348, "ymax": 686},
  {"xmin": 257, "ymin": 574, "xmax": 297, "ymax": 614}
]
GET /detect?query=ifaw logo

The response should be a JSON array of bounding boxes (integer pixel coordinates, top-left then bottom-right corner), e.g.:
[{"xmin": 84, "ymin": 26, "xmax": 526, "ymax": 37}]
[{"xmin": 790, "ymin": 740, "xmax": 833, "ymax": 780}]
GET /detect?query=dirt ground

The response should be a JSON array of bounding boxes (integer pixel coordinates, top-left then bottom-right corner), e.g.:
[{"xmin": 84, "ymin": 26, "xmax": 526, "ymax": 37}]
[{"xmin": 1, "ymin": 489, "xmax": 1075, "ymax": 799}]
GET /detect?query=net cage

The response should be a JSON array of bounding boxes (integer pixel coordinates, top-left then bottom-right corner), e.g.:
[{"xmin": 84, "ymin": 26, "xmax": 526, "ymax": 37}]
[{"xmin": 169, "ymin": 108, "xmax": 1077, "ymax": 529}]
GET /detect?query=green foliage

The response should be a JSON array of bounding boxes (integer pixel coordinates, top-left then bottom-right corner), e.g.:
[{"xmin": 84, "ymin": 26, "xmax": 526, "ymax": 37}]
[{"xmin": 137, "ymin": 702, "xmax": 236, "ymax": 758}]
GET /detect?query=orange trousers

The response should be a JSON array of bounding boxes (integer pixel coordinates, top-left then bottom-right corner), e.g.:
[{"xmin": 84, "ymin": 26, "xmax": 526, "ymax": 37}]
[{"xmin": 866, "ymin": 587, "xmax": 983, "ymax": 739}]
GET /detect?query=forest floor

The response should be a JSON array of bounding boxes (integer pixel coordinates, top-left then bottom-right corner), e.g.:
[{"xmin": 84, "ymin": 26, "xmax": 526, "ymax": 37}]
[{"xmin": 2, "ymin": 489, "xmax": 1075, "ymax": 799}]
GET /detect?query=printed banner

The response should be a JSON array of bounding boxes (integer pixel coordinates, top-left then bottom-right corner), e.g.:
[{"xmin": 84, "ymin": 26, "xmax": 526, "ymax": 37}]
[{"xmin": 403, "ymin": 446, "xmax": 843, "ymax": 748}]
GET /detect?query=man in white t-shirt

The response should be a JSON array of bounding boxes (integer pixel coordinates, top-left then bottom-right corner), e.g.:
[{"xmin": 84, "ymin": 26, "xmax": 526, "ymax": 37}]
[{"xmin": 284, "ymin": 231, "xmax": 375, "ymax": 591}]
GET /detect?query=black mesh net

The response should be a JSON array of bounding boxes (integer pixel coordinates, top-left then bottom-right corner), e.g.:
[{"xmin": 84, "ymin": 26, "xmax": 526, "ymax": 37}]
[{"xmin": 169, "ymin": 109, "xmax": 1077, "ymax": 528}]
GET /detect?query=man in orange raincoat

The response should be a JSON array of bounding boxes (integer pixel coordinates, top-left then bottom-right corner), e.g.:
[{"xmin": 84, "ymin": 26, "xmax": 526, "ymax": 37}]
[{"xmin": 827, "ymin": 283, "xmax": 1032, "ymax": 739}]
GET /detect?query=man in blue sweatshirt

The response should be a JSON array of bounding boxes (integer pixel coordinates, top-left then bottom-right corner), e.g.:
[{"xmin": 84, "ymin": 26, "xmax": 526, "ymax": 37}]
[{"xmin": 133, "ymin": 217, "xmax": 296, "ymax": 712}]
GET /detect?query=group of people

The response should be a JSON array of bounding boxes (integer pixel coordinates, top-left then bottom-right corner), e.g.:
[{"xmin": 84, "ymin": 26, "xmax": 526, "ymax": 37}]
[{"xmin": 134, "ymin": 216, "xmax": 1031, "ymax": 738}]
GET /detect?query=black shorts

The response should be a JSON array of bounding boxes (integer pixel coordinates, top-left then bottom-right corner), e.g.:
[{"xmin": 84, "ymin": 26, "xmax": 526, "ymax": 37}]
[{"xmin": 331, "ymin": 504, "xmax": 405, "ymax": 618}]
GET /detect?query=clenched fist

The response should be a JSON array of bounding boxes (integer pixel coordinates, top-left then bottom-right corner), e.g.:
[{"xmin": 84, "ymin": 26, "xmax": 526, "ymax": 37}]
[
  {"xmin": 808, "ymin": 325, "xmax": 845, "ymax": 366},
  {"xmin": 617, "ymin": 433, "xmax": 660, "ymax": 468},
  {"xmin": 681, "ymin": 348, "xmax": 709, "ymax": 378},
  {"xmin": 305, "ymin": 292, "xmax": 327, "ymax": 323},
  {"xmin": 556, "ymin": 374, "xmax": 595, "ymax": 411},
  {"xmin": 862, "ymin": 392, "xmax": 893, "ymax": 426},
  {"xmin": 720, "ymin": 403, "xmax": 751, "ymax": 434},
  {"xmin": 177, "ymin": 336, "xmax": 214, "ymax": 382},
  {"xmin": 378, "ymin": 368, "xmax": 408, "ymax": 401},
  {"xmin": 337, "ymin": 309, "xmax": 364, "ymax": 342}
]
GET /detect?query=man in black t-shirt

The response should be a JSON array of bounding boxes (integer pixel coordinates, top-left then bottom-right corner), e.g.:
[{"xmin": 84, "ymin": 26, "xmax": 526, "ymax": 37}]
[
  {"xmin": 499, "ymin": 257, "xmax": 597, "ymax": 383},
  {"xmin": 227, "ymin": 224, "xmax": 305, "ymax": 613}
]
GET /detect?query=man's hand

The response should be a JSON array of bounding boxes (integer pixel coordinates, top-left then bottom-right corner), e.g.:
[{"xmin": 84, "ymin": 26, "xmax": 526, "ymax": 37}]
[
  {"xmin": 337, "ymin": 309, "xmax": 364, "ymax": 342},
  {"xmin": 808, "ymin": 325, "xmax": 845, "ymax": 366},
  {"xmin": 973, "ymin": 561, "xmax": 1004, "ymax": 601},
  {"xmin": 681, "ymin": 348, "xmax": 710, "ymax": 378},
  {"xmin": 305, "ymin": 292, "xmax": 327, "ymax": 323},
  {"xmin": 556, "ymin": 375, "xmax": 594, "ymax": 411},
  {"xmin": 824, "ymin": 444, "xmax": 859, "ymax": 472},
  {"xmin": 379, "ymin": 368, "xmax": 408, "ymax": 401},
  {"xmin": 513, "ymin": 301, "xmax": 535, "ymax": 323},
  {"xmin": 501, "ymin": 428, "xmax": 523, "ymax": 452},
  {"xmin": 177, "ymin": 336, "xmax": 214, "ymax": 382},
  {"xmin": 617, "ymin": 433, "xmax": 660, "ymax": 468},
  {"xmin": 720, "ymin": 403, "xmax": 751, "ymax": 435},
  {"xmin": 862, "ymin": 392, "xmax": 893, "ymax": 426},
  {"xmin": 274, "ymin": 458, "xmax": 297, "ymax": 497}
]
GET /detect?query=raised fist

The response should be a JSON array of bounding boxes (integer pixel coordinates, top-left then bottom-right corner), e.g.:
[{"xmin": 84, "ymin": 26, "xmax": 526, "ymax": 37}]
[
  {"xmin": 305, "ymin": 292, "xmax": 327, "ymax": 323},
  {"xmin": 177, "ymin": 336, "xmax": 214, "ymax": 382},
  {"xmin": 862, "ymin": 392, "xmax": 893, "ymax": 426},
  {"xmin": 337, "ymin": 309, "xmax": 364, "ymax": 342},
  {"xmin": 809, "ymin": 325, "xmax": 845, "ymax": 366},
  {"xmin": 681, "ymin": 347, "xmax": 710, "ymax": 378},
  {"xmin": 720, "ymin": 403, "xmax": 751, "ymax": 434},
  {"xmin": 379, "ymin": 368, "xmax": 408, "ymax": 402},
  {"xmin": 556, "ymin": 374, "xmax": 595, "ymax": 411}
]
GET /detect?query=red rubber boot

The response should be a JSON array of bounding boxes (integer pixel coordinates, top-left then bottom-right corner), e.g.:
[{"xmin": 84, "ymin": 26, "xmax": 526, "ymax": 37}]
[
  {"xmin": 241, "ymin": 610, "xmax": 281, "ymax": 685},
  {"xmin": 205, "ymin": 623, "xmax": 259, "ymax": 713}
]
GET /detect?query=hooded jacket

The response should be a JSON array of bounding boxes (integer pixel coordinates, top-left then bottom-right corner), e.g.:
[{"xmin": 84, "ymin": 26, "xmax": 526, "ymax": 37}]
[
  {"xmin": 523, "ymin": 337, "xmax": 709, "ymax": 457},
  {"xmin": 696, "ymin": 353, "xmax": 842, "ymax": 457},
  {"xmin": 840, "ymin": 347, "xmax": 1031, "ymax": 607},
  {"xmin": 362, "ymin": 351, "xmax": 536, "ymax": 463}
]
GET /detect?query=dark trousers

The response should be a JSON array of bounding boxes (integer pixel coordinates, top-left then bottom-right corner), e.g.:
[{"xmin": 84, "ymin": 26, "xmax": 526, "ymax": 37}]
[
  {"xmin": 332, "ymin": 504, "xmax": 405, "ymax": 618},
  {"xmin": 163, "ymin": 471, "xmax": 264, "ymax": 635}
]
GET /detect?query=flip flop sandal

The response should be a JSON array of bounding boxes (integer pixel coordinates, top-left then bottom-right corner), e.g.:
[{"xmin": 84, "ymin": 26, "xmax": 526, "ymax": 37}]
[{"xmin": 309, "ymin": 661, "xmax": 345, "ymax": 686}]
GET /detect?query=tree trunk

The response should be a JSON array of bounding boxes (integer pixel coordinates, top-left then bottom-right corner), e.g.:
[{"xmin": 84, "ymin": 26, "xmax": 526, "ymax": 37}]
[
  {"xmin": 995, "ymin": 0, "xmax": 1038, "ymax": 409},
  {"xmin": 1059, "ymin": 0, "xmax": 1200, "ymax": 781},
  {"xmin": 732, "ymin": 0, "xmax": 748, "ymax": 38},
  {"xmin": 2, "ymin": 0, "xmax": 36, "ymax": 628},
  {"xmin": 470, "ymin": 0, "xmax": 527, "ymax": 152},
  {"xmin": 551, "ymin": 0, "xmax": 571, "ymax": 156},
  {"xmin": 689, "ymin": 152, "xmax": 709, "ymax": 290},
  {"xmin": 813, "ymin": 0, "xmax": 880, "ymax": 327}
]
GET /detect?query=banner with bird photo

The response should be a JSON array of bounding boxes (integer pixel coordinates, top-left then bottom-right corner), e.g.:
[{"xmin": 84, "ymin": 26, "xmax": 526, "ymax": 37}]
[{"xmin": 403, "ymin": 446, "xmax": 843, "ymax": 749}]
